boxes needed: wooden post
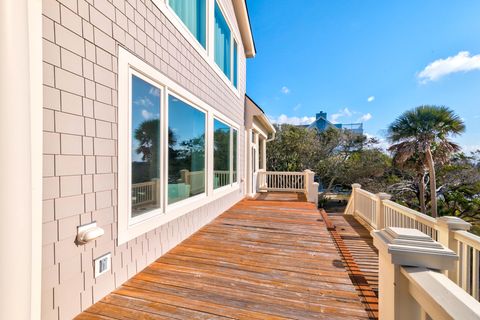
[304,170,317,204]
[349,183,362,215]
[375,192,391,229]
[372,227,458,320]
[436,216,471,282]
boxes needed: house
[244,95,276,197]
[0,0,276,319]
[3,1,479,319]
[301,111,364,135]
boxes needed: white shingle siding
[41,0,247,319]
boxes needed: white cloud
[269,114,316,126]
[141,109,153,120]
[134,97,154,108]
[462,144,480,152]
[365,133,389,150]
[367,96,375,102]
[293,103,301,111]
[357,113,372,122]
[149,87,160,97]
[330,108,352,123]
[280,86,290,94]
[418,51,480,83]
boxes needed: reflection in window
[233,129,237,182]
[168,95,206,204]
[131,75,161,217]
[214,119,230,189]
[214,1,231,79]
[169,0,206,48]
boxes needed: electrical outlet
[94,253,111,278]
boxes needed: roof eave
[232,0,256,58]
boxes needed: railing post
[304,170,318,205]
[180,169,190,184]
[349,183,362,215]
[372,227,458,320]
[375,192,391,230]
[436,216,471,281]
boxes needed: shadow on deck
[77,193,375,319]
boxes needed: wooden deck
[77,193,371,319]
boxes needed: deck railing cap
[351,183,362,189]
[376,192,391,200]
[436,216,471,231]
[372,227,458,271]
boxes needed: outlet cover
[94,253,111,278]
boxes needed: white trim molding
[0,0,43,319]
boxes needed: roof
[245,95,276,134]
[232,0,256,58]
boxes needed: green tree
[135,119,160,179]
[266,124,320,171]
[387,106,465,217]
[315,128,373,194]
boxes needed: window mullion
[162,87,170,212]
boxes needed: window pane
[214,1,231,79]
[214,119,230,188]
[170,0,206,48]
[131,75,161,218]
[233,40,238,88]
[232,129,237,182]
[168,95,206,204]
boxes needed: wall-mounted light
[76,222,104,245]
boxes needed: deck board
[77,193,370,319]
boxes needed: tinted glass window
[213,119,230,188]
[168,95,206,204]
[131,75,161,217]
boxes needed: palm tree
[387,105,465,217]
[390,147,428,213]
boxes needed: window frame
[128,69,165,227]
[154,0,240,96]
[165,0,209,51]
[118,47,241,244]
[165,90,208,209]
[212,115,239,193]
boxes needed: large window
[213,119,230,189]
[214,1,238,86]
[131,75,161,218]
[169,0,206,48]
[118,47,241,243]
[213,119,238,189]
[168,95,206,204]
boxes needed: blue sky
[246,0,480,151]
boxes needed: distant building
[301,111,364,135]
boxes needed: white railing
[257,170,318,204]
[132,181,157,207]
[354,188,378,229]
[258,171,306,192]
[454,230,480,300]
[383,200,438,240]
[347,184,480,303]
[214,170,230,187]
[401,266,480,320]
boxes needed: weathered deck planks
[77,193,370,319]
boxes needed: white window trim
[152,0,240,97]
[118,47,240,244]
